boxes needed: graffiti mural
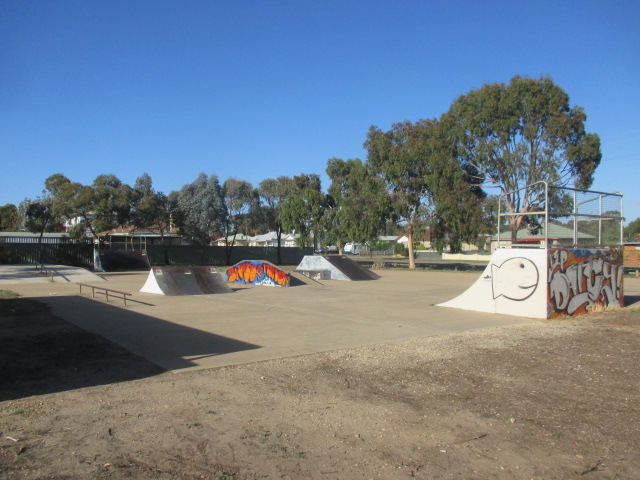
[548,248,624,318]
[225,260,290,287]
[490,257,539,301]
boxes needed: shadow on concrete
[0,296,261,401]
[625,295,640,307]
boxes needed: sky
[1,0,639,224]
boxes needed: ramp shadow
[0,296,261,401]
[625,295,640,307]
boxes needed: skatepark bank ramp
[141,266,234,295]
[296,255,379,281]
[438,247,624,319]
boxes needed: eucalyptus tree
[625,218,640,241]
[221,178,258,264]
[39,173,135,270]
[0,204,20,231]
[90,174,134,234]
[257,176,296,264]
[171,173,226,247]
[445,75,602,241]
[40,173,133,242]
[366,118,483,266]
[131,173,170,242]
[22,197,66,263]
[281,174,326,249]
[325,158,391,253]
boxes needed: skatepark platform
[438,247,624,319]
[0,264,106,285]
[296,255,379,281]
[140,266,233,295]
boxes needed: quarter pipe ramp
[437,247,624,319]
[296,255,379,281]
[140,266,234,296]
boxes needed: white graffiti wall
[438,248,549,319]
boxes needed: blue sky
[2,1,639,224]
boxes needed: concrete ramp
[100,250,151,271]
[289,271,325,287]
[438,248,547,318]
[438,247,625,319]
[0,265,106,285]
[141,266,233,296]
[226,260,290,287]
[296,255,378,281]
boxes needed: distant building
[213,231,301,248]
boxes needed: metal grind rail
[77,283,133,306]
[35,263,70,282]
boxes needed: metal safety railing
[497,182,623,249]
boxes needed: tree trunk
[407,224,416,269]
[225,234,236,265]
[37,229,44,265]
[276,229,282,265]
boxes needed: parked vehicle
[343,243,363,254]
[315,245,338,254]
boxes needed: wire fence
[497,182,623,248]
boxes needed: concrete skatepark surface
[0,264,106,285]
[3,265,639,373]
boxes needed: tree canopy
[325,158,391,251]
[131,173,171,240]
[281,174,326,249]
[170,173,227,247]
[365,119,484,266]
[257,176,296,264]
[0,204,20,231]
[445,75,602,239]
[625,217,640,241]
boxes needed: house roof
[0,231,70,238]
[217,233,252,242]
[252,231,279,242]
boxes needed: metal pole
[573,190,578,248]
[544,182,549,249]
[598,194,603,246]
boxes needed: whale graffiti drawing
[489,257,539,301]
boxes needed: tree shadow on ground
[0,296,261,402]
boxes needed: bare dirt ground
[1,291,639,480]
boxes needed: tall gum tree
[222,178,257,264]
[445,75,602,241]
[325,158,391,253]
[170,173,226,249]
[365,119,483,268]
[281,174,326,249]
[258,177,295,264]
